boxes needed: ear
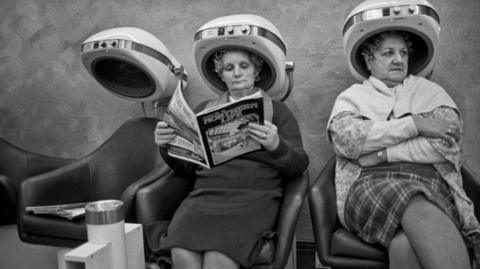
[363,55,372,71]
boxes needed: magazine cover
[196,97,264,167]
[163,86,265,168]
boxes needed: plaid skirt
[344,162,460,247]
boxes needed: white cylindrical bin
[86,200,127,269]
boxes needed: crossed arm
[328,106,461,167]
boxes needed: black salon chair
[18,117,171,248]
[0,138,74,225]
[136,170,309,269]
[309,156,480,269]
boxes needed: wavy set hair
[213,48,265,79]
[360,30,414,61]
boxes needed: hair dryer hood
[194,14,294,101]
[81,27,187,102]
[343,0,440,81]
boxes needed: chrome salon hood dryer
[81,27,186,103]
[194,14,294,101]
[343,0,441,81]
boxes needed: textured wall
[1,0,479,241]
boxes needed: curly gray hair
[360,30,413,61]
[213,48,264,78]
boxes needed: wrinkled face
[366,35,409,87]
[220,50,259,99]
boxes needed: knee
[171,248,202,268]
[389,231,422,269]
[204,251,239,269]
[389,231,414,257]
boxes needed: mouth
[389,68,404,72]
[389,66,404,72]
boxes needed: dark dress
[158,100,309,267]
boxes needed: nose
[233,66,242,77]
[392,52,403,63]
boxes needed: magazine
[163,86,264,168]
[26,202,88,220]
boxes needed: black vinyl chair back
[0,138,73,225]
[86,118,159,199]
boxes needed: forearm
[386,137,446,163]
[366,106,461,166]
[329,112,417,159]
[362,116,418,152]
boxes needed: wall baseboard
[296,241,331,269]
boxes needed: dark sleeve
[156,100,211,176]
[268,101,309,179]
[159,147,198,176]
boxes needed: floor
[0,225,321,269]
[297,241,319,269]
[0,225,61,269]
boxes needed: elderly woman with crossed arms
[328,29,480,269]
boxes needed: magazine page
[196,96,264,167]
[30,208,85,220]
[26,202,87,220]
[163,85,209,167]
[25,202,88,212]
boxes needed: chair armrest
[17,160,91,242]
[266,171,309,269]
[19,160,91,210]
[121,160,173,222]
[0,175,16,204]
[308,156,338,265]
[462,164,480,219]
[0,175,16,224]
[135,172,194,226]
